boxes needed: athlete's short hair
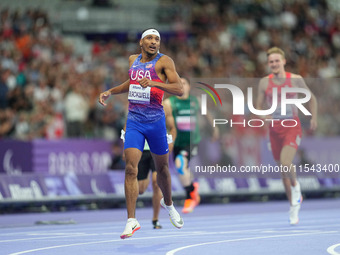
[267,47,285,59]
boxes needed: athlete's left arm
[294,74,318,130]
[138,56,183,96]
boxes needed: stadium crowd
[0,0,340,141]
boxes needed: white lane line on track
[166,231,338,255]
[1,217,339,241]
[0,225,121,237]
[8,229,338,255]
[5,228,271,250]
[0,233,99,243]
[1,209,339,234]
[2,221,340,243]
[7,233,220,255]
[27,232,92,236]
[327,243,340,255]
[0,227,305,244]
[1,214,339,237]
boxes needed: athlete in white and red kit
[256,47,318,225]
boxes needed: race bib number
[128,84,151,104]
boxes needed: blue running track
[0,199,339,255]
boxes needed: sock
[152,220,160,226]
[184,183,195,199]
[165,203,174,210]
[153,219,162,229]
[127,218,136,222]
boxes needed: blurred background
[0,0,340,213]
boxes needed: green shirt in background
[169,95,201,147]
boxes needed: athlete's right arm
[293,74,318,130]
[98,55,138,106]
[98,79,130,106]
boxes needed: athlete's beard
[142,45,158,57]
[146,51,157,58]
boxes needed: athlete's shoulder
[129,54,139,62]
[128,54,140,68]
[289,72,303,79]
[289,72,307,88]
[260,75,271,81]
[158,54,175,65]
[259,76,270,89]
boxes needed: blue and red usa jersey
[127,53,165,123]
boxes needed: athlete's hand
[99,91,111,106]
[138,78,154,88]
[310,118,317,131]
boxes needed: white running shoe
[160,198,184,229]
[290,182,303,225]
[289,204,301,225]
[120,218,141,239]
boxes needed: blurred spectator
[63,81,90,137]
[46,112,64,140]
[15,112,30,140]
[0,69,10,109]
[0,108,15,138]
[33,77,50,102]
[109,140,125,170]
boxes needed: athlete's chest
[129,68,153,81]
[265,82,297,100]
[129,56,164,82]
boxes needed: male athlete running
[256,47,318,225]
[99,28,184,239]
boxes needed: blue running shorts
[124,115,169,155]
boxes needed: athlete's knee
[280,171,290,179]
[125,162,138,179]
[158,164,169,173]
[156,163,169,177]
[152,178,159,191]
